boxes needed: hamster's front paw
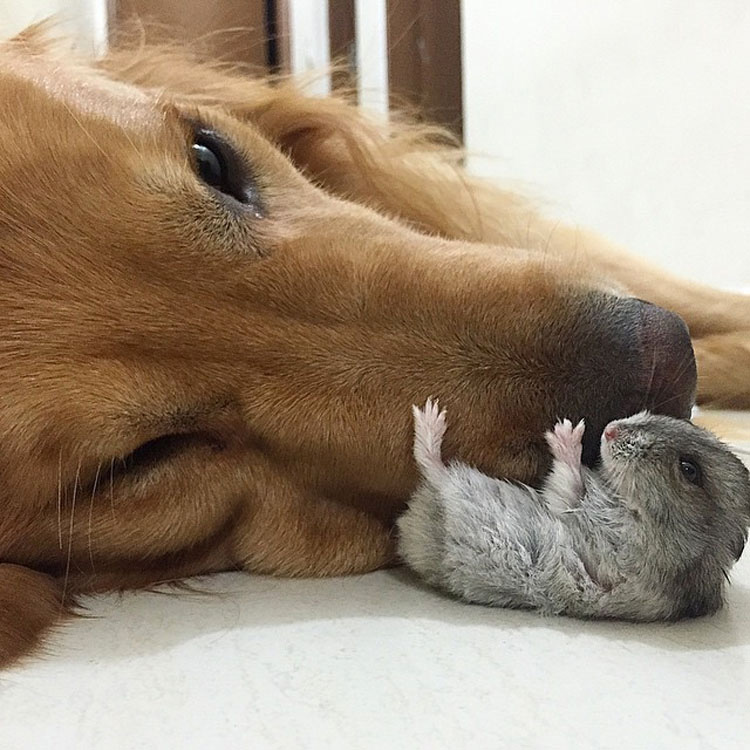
[545,418,585,471]
[543,418,586,512]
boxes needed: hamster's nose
[603,424,619,442]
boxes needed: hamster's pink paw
[545,418,585,469]
[413,399,448,471]
[414,398,446,439]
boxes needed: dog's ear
[8,21,61,54]
[0,564,64,668]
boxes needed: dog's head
[0,29,696,664]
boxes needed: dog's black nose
[571,295,696,465]
[635,299,697,418]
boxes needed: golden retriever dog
[1,25,748,666]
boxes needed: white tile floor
[1,412,749,749]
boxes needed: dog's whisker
[59,100,112,164]
[109,457,116,521]
[61,457,82,609]
[647,383,700,415]
[640,347,658,413]
[88,462,102,573]
[57,446,64,551]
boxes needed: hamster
[397,400,750,621]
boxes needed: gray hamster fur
[397,400,750,621]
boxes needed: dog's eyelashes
[191,129,260,212]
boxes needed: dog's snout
[573,296,696,466]
[634,299,697,418]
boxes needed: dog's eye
[679,457,703,486]
[193,141,224,190]
[191,129,257,208]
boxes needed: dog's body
[0,26,748,666]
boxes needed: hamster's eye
[679,457,703,486]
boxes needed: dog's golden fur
[0,25,748,666]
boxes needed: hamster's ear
[730,531,748,562]
[0,564,65,668]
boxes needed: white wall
[0,0,107,52]
[287,0,331,96]
[462,1,750,289]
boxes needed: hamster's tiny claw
[572,419,586,441]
